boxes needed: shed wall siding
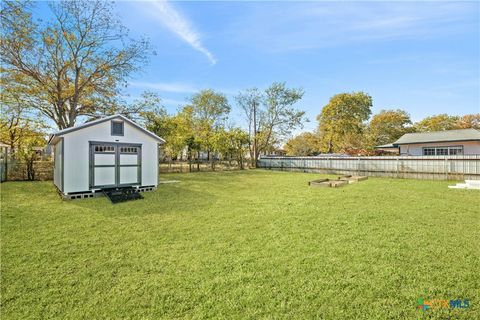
[63,120,158,194]
[400,141,480,156]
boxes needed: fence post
[396,157,399,178]
[445,157,449,180]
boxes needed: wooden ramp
[103,187,144,204]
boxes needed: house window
[422,146,463,156]
[423,148,435,156]
[111,121,124,136]
[94,145,115,153]
[449,147,463,155]
[436,148,448,156]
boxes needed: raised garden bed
[309,175,368,188]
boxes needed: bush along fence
[257,155,480,180]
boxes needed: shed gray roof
[48,114,165,145]
[392,128,480,146]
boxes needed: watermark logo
[417,298,470,311]
[417,298,430,311]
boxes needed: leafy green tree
[455,114,480,130]
[317,92,372,153]
[17,127,46,180]
[258,83,305,160]
[189,89,231,170]
[414,114,459,132]
[1,0,150,129]
[0,98,47,180]
[214,128,249,169]
[367,109,412,147]
[228,128,249,169]
[0,64,46,159]
[284,132,321,156]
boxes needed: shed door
[118,145,141,186]
[91,144,117,188]
[90,143,141,189]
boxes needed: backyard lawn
[1,170,479,319]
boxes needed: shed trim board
[52,137,65,193]
[48,114,165,144]
[61,137,64,193]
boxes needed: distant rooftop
[393,128,480,145]
[374,143,396,149]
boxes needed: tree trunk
[197,151,200,171]
[188,149,192,172]
[210,151,215,171]
[252,100,257,168]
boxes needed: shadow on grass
[68,182,218,218]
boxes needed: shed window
[120,147,138,153]
[94,145,115,153]
[111,121,124,136]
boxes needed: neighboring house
[375,128,480,156]
[48,114,165,198]
[373,144,400,155]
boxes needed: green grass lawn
[1,170,479,319]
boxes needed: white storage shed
[48,114,165,199]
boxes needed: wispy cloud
[228,1,477,52]
[146,0,216,64]
[129,81,240,96]
[129,81,198,93]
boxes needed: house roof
[392,128,480,146]
[48,114,165,145]
[374,143,397,149]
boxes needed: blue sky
[37,1,480,132]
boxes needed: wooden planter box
[308,179,348,188]
[309,176,367,188]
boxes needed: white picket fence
[258,155,480,180]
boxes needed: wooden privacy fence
[258,155,480,180]
[1,160,54,181]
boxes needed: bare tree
[1,0,150,129]
[235,88,263,166]
[236,83,305,166]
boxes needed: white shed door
[90,143,141,188]
[118,146,141,185]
